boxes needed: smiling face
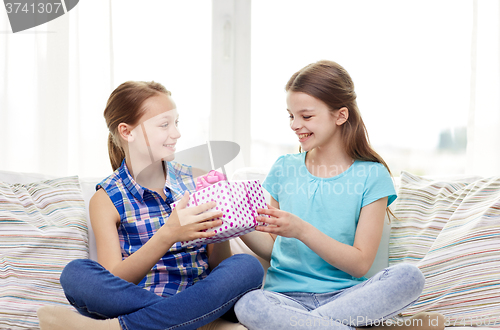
[287,91,346,152]
[127,93,181,164]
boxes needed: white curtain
[0,0,113,178]
[0,0,212,179]
[466,0,500,177]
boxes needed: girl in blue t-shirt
[37,81,263,330]
[235,61,444,330]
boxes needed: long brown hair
[286,60,395,220]
[285,60,391,175]
[104,81,171,171]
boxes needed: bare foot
[197,318,247,330]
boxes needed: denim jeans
[60,254,264,330]
[234,263,425,330]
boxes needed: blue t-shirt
[262,152,397,293]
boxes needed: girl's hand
[255,204,307,240]
[163,191,223,243]
[173,191,223,226]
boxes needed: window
[250,0,472,175]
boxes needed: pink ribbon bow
[195,170,227,191]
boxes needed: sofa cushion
[0,176,88,329]
[389,171,500,326]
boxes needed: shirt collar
[119,159,185,203]
[119,160,147,203]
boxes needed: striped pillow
[389,171,500,327]
[0,176,88,329]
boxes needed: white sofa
[0,167,498,330]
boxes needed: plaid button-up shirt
[97,160,210,297]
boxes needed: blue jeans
[60,254,264,330]
[234,263,425,330]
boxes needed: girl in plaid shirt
[38,81,264,330]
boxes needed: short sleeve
[262,155,286,202]
[169,161,196,193]
[361,163,397,208]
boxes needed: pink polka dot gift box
[170,180,269,247]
